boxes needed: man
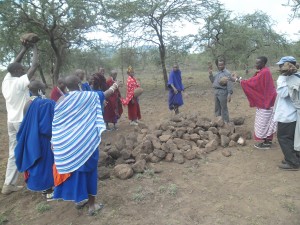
[52,75,118,215]
[168,64,184,114]
[75,69,91,91]
[50,77,66,102]
[15,80,55,196]
[104,70,123,130]
[1,41,38,194]
[233,56,277,149]
[209,59,233,123]
[274,56,300,170]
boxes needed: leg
[4,122,21,185]
[277,122,300,167]
[214,93,221,117]
[218,93,229,122]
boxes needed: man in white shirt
[274,56,300,171]
[1,42,38,194]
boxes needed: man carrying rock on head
[1,35,39,195]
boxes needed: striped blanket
[52,91,105,174]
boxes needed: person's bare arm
[26,44,39,80]
[103,82,119,98]
[13,45,29,63]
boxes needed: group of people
[1,40,300,219]
[1,41,143,216]
[206,55,300,170]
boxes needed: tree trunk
[159,44,168,90]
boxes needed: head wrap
[127,66,134,74]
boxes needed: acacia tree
[0,0,101,84]
[196,7,288,67]
[100,0,219,89]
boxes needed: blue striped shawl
[52,91,105,174]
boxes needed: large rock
[230,133,240,142]
[132,159,146,173]
[232,116,245,125]
[197,140,205,148]
[98,166,111,180]
[190,133,200,142]
[159,134,171,142]
[141,140,153,154]
[228,140,237,147]
[153,149,166,159]
[107,146,120,159]
[165,153,174,162]
[208,127,218,134]
[213,116,224,127]
[220,135,230,147]
[152,139,162,149]
[120,149,131,160]
[153,130,163,138]
[149,153,161,163]
[114,164,134,180]
[205,139,218,152]
[184,149,197,160]
[218,128,231,136]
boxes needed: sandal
[88,203,104,216]
[75,200,88,210]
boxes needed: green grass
[0,214,8,225]
[36,202,51,213]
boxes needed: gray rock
[228,140,237,147]
[152,139,162,149]
[173,153,185,164]
[159,134,171,142]
[132,159,146,173]
[153,149,166,159]
[222,149,232,157]
[197,140,205,148]
[205,140,218,152]
[108,146,120,159]
[218,128,231,136]
[120,149,131,160]
[190,133,200,141]
[114,164,134,180]
[98,166,110,180]
[232,116,245,125]
[230,133,240,142]
[208,127,218,134]
[220,135,230,147]
[184,149,197,160]
[165,153,174,162]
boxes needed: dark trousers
[277,121,300,167]
[214,89,229,122]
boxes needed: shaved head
[74,69,85,81]
[29,80,46,96]
[65,75,81,91]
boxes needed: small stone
[165,153,174,162]
[237,137,246,146]
[159,134,171,142]
[222,149,232,157]
[114,164,134,180]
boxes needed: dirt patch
[0,76,300,225]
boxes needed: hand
[227,95,231,103]
[208,68,213,75]
[231,72,238,79]
[104,100,108,107]
[173,88,178,94]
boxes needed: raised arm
[13,45,29,63]
[26,44,39,80]
[103,81,119,98]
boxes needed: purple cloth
[168,69,184,110]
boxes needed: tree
[0,0,101,84]
[100,0,219,89]
[196,7,288,67]
[284,0,300,19]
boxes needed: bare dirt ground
[0,71,300,225]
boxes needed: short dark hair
[7,62,22,74]
[257,56,268,65]
[215,58,225,66]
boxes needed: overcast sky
[219,0,300,41]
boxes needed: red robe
[240,67,277,109]
[50,86,64,102]
[103,77,123,123]
[121,75,141,120]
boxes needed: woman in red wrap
[121,66,141,126]
[232,56,277,149]
[104,70,123,130]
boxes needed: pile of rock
[99,113,252,180]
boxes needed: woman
[104,70,123,130]
[121,66,141,126]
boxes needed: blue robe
[53,149,98,203]
[15,98,55,191]
[81,82,91,91]
[168,69,184,110]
